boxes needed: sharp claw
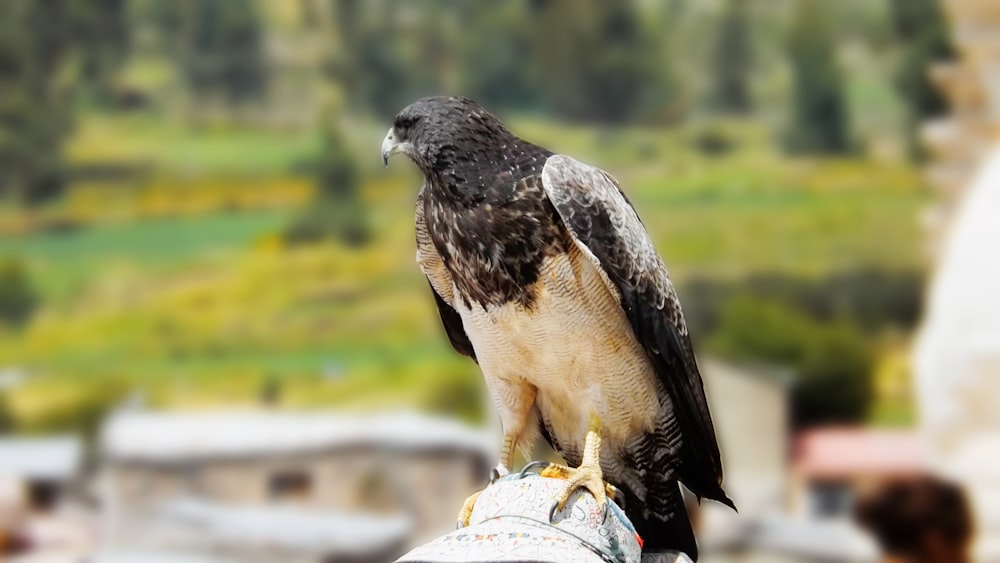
[607,484,625,510]
[548,500,560,522]
[544,462,613,523]
[519,460,551,478]
[489,467,501,484]
[456,489,483,528]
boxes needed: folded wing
[541,155,732,507]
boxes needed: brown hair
[854,475,973,558]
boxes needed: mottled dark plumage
[398,98,562,308]
[385,96,734,559]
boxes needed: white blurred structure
[99,409,492,562]
[701,359,789,519]
[922,0,1000,254]
[0,436,82,517]
[0,437,82,483]
[914,149,1000,560]
[916,1,1000,559]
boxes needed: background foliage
[0,0,951,434]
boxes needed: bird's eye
[394,115,420,131]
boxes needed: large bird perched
[382,96,734,558]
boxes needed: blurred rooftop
[794,427,923,479]
[101,410,494,463]
[0,436,82,482]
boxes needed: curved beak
[381,127,408,167]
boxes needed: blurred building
[701,359,789,518]
[916,0,1000,560]
[0,436,93,560]
[0,436,82,514]
[698,362,881,562]
[99,410,491,562]
[790,428,922,519]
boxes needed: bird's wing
[416,186,477,362]
[541,155,731,506]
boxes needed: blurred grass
[0,115,928,429]
[869,344,916,426]
[67,114,321,173]
[0,210,291,303]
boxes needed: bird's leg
[545,414,617,519]
[495,429,517,478]
[456,431,517,528]
[456,379,536,528]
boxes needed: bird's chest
[455,248,662,441]
[425,186,565,308]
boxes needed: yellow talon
[456,489,483,529]
[542,462,620,504]
[550,461,609,513]
[540,463,573,480]
[458,432,517,528]
[546,416,618,519]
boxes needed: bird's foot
[456,464,507,528]
[542,462,620,521]
[456,489,482,529]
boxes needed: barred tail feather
[622,484,698,560]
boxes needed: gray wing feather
[541,155,731,507]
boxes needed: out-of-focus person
[0,475,30,556]
[854,474,974,563]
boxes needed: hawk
[382,96,734,558]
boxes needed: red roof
[794,427,925,479]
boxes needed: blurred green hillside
[0,0,947,434]
[0,116,926,433]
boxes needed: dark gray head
[381,96,517,177]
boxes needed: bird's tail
[621,484,698,561]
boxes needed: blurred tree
[708,295,808,366]
[74,0,130,106]
[681,269,923,337]
[708,295,874,427]
[711,0,753,114]
[353,25,418,118]
[422,367,485,424]
[313,110,360,201]
[0,0,73,205]
[184,0,268,104]
[328,0,681,121]
[0,394,11,433]
[286,107,369,246]
[529,0,672,123]
[785,0,851,154]
[139,0,184,40]
[756,269,923,333]
[794,320,873,427]
[329,0,363,103]
[889,0,954,160]
[339,0,448,119]
[323,0,459,117]
[459,1,541,111]
[0,258,38,328]
[260,373,282,406]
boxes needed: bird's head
[381,96,514,177]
